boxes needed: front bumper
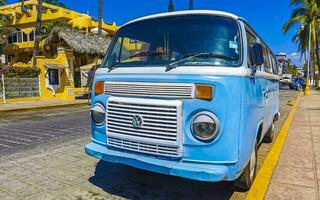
[85,142,233,182]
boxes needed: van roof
[123,10,241,27]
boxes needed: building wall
[36,49,75,101]
[0,0,117,65]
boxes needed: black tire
[234,144,258,191]
[263,122,275,143]
[289,83,294,90]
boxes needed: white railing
[0,74,6,103]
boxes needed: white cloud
[278,52,287,56]
[288,52,304,66]
[278,52,304,66]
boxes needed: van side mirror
[250,43,264,71]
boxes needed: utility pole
[189,0,194,10]
[168,0,174,12]
[305,23,311,96]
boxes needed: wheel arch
[256,120,264,144]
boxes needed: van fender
[274,112,281,122]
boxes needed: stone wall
[0,77,39,99]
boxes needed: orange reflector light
[196,85,213,100]
[94,82,105,95]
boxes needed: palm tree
[283,0,320,86]
[98,0,103,35]
[32,0,43,66]
[0,0,6,6]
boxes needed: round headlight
[91,104,106,125]
[192,112,220,141]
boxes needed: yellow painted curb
[0,97,41,104]
[245,93,302,200]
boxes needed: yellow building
[0,0,118,101]
[0,0,117,65]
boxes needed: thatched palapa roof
[44,27,112,56]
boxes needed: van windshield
[103,15,242,69]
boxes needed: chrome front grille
[106,96,182,157]
[105,82,195,98]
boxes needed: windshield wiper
[107,51,166,72]
[107,63,121,72]
[165,52,237,72]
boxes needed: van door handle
[263,89,269,99]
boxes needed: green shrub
[0,66,40,78]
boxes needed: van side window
[271,56,278,75]
[262,47,273,73]
[245,30,256,67]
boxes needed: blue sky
[8,0,303,65]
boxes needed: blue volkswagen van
[85,10,280,190]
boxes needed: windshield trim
[101,14,244,69]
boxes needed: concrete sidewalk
[265,91,320,199]
[0,99,88,112]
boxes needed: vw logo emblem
[132,115,143,128]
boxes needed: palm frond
[283,15,306,33]
[0,0,7,6]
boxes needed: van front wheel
[263,122,275,143]
[234,144,257,191]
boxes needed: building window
[17,31,23,43]
[22,32,28,42]
[8,29,30,44]
[8,32,17,44]
[48,69,59,85]
[29,30,35,41]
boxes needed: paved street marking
[0,143,14,148]
[245,93,302,200]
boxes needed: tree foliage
[283,0,320,85]
[0,66,40,78]
[286,65,298,77]
[18,0,66,8]
[0,0,6,6]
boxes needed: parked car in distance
[281,74,292,84]
[85,10,280,191]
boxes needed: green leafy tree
[0,1,14,56]
[286,65,298,77]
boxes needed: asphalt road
[0,105,90,156]
[0,89,299,200]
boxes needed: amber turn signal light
[94,82,105,95]
[196,85,213,100]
